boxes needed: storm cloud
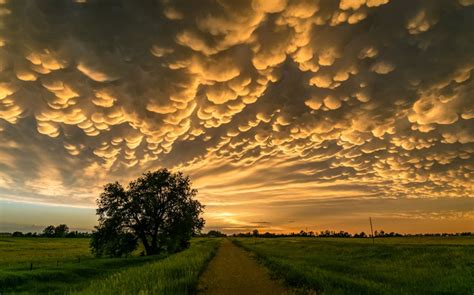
[0,0,473,232]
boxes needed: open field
[234,236,474,294]
[0,237,219,294]
[0,237,92,268]
[0,237,159,293]
[2,236,473,294]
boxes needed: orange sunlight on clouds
[0,0,473,233]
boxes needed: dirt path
[197,239,290,295]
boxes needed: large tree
[90,169,205,257]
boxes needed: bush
[90,226,137,258]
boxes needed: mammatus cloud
[0,0,473,232]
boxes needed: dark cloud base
[0,0,473,232]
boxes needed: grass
[0,237,220,294]
[4,236,472,294]
[76,238,221,295]
[0,237,92,268]
[233,236,474,295]
[0,237,161,293]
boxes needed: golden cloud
[0,0,473,232]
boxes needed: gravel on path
[197,239,291,295]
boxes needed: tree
[43,225,55,237]
[54,224,69,237]
[90,169,205,257]
[12,231,23,237]
[354,231,367,238]
[206,230,226,237]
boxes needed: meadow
[77,238,220,294]
[234,236,474,294]
[0,237,219,294]
[2,236,473,294]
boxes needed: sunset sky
[0,0,473,234]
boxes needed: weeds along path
[198,239,290,295]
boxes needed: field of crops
[0,237,219,294]
[234,237,474,294]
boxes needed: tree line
[9,227,472,239]
[9,224,91,238]
[199,229,473,238]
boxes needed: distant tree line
[230,229,474,238]
[198,230,227,237]
[6,227,473,239]
[8,224,91,238]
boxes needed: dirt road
[197,239,290,295]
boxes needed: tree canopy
[41,224,70,237]
[90,169,205,257]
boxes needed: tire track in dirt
[197,239,290,295]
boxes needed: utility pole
[369,217,375,244]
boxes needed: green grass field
[3,236,473,294]
[0,237,92,268]
[0,237,219,294]
[0,237,160,293]
[76,238,220,294]
[233,237,474,294]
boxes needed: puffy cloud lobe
[0,0,473,231]
[77,62,117,82]
[252,0,288,13]
[409,96,459,125]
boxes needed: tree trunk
[139,233,153,255]
[150,229,159,255]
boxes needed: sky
[0,0,473,234]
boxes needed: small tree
[54,224,69,237]
[12,231,23,237]
[90,169,204,257]
[206,230,226,237]
[43,225,55,237]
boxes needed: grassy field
[3,236,473,294]
[0,237,161,293]
[233,237,474,295]
[0,237,92,268]
[76,238,221,294]
[0,237,220,294]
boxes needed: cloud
[0,0,473,232]
[77,62,118,82]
